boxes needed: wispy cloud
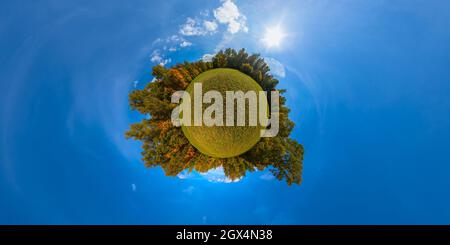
[265,57,286,78]
[177,170,194,179]
[149,34,193,64]
[200,9,210,17]
[131,183,137,192]
[200,167,241,183]
[182,185,195,194]
[203,20,218,32]
[260,172,275,181]
[214,32,234,52]
[202,53,214,62]
[180,41,192,48]
[150,50,171,66]
[179,18,213,36]
[177,168,241,184]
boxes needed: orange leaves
[185,146,196,159]
[167,67,190,89]
[157,120,172,138]
[126,49,303,185]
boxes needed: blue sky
[1,0,450,224]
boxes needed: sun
[262,25,286,48]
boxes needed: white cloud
[214,32,234,52]
[150,50,161,62]
[176,167,245,184]
[133,80,139,88]
[131,183,137,192]
[152,38,163,45]
[180,41,192,47]
[200,9,209,17]
[214,0,239,22]
[182,185,195,194]
[151,35,191,54]
[169,35,181,42]
[227,20,241,34]
[177,170,194,179]
[179,0,247,36]
[202,53,214,62]
[265,57,286,78]
[260,172,275,181]
[213,0,248,34]
[180,18,208,36]
[179,18,218,36]
[161,59,171,66]
[176,0,248,55]
[203,20,218,32]
[148,34,193,67]
[200,167,241,183]
[150,50,171,66]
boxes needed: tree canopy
[126,48,304,185]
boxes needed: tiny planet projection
[126,48,303,185]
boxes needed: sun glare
[262,25,286,48]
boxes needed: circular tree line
[126,48,304,185]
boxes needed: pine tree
[126,48,304,185]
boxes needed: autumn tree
[126,48,303,185]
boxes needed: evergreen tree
[126,48,304,185]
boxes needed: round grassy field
[181,68,266,158]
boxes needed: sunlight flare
[262,24,286,48]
